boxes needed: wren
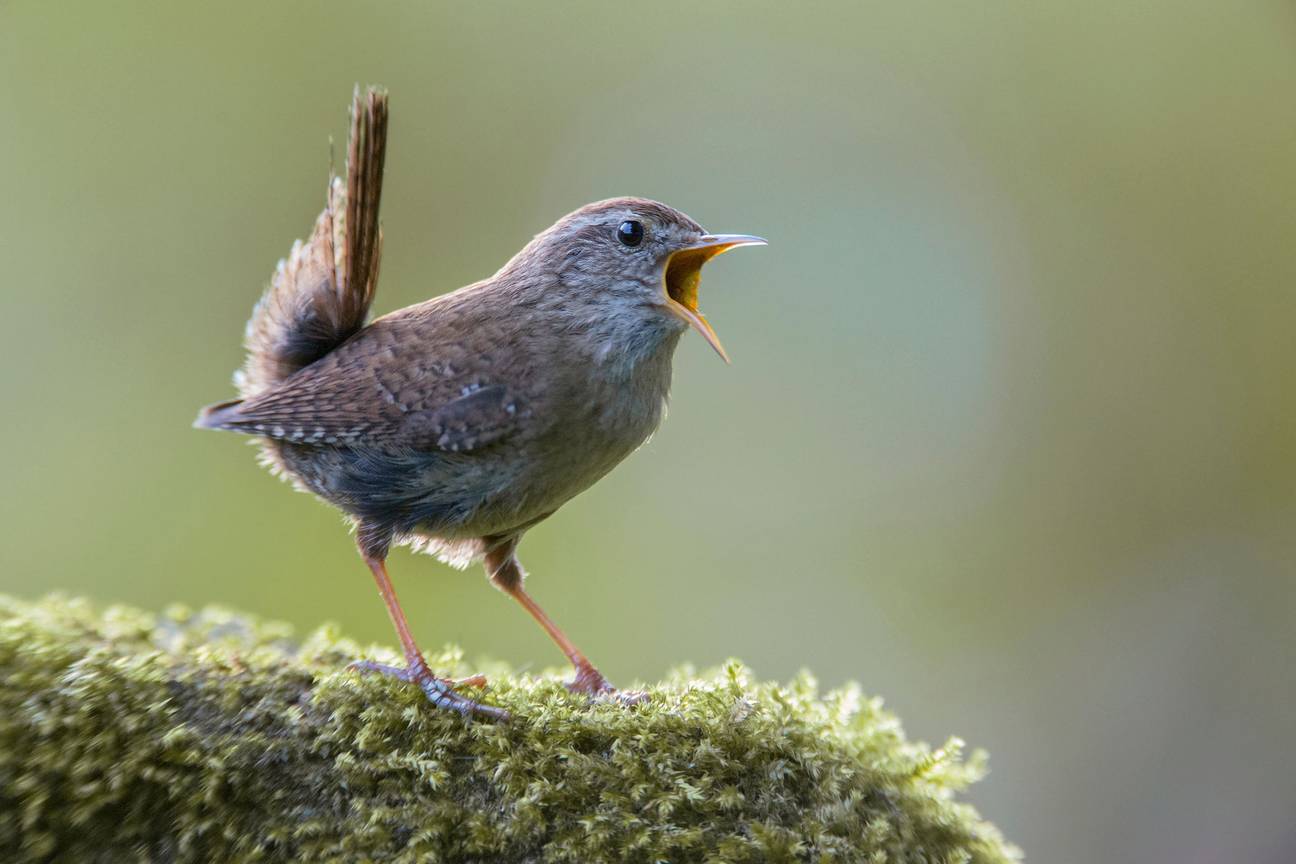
[196,88,764,719]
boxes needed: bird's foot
[565,663,649,706]
[349,660,489,690]
[348,659,507,720]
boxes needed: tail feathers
[235,86,389,398]
[193,398,243,430]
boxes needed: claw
[349,658,508,721]
[564,663,648,706]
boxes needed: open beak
[663,233,766,363]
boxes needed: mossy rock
[0,595,1018,863]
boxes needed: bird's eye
[616,220,645,247]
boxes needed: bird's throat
[665,249,706,312]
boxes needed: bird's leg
[485,539,638,700]
[350,548,506,720]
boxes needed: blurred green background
[2,2,1294,861]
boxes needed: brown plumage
[196,87,764,719]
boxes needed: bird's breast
[473,337,676,528]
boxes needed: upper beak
[693,233,768,253]
[664,233,767,363]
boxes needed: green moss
[0,595,1018,863]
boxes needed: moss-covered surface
[0,595,1018,863]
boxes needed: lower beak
[664,233,767,363]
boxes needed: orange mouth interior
[664,246,710,312]
[662,244,732,362]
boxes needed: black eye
[617,220,644,247]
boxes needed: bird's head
[508,197,765,363]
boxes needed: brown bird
[196,88,764,719]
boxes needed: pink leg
[485,539,641,700]
[351,550,507,720]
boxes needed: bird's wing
[398,385,525,452]
[202,383,526,453]
[200,323,529,453]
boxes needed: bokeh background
[2,2,1294,861]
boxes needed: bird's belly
[268,366,665,545]
[269,430,646,545]
[446,431,645,538]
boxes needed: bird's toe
[348,658,507,720]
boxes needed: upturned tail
[197,86,388,428]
